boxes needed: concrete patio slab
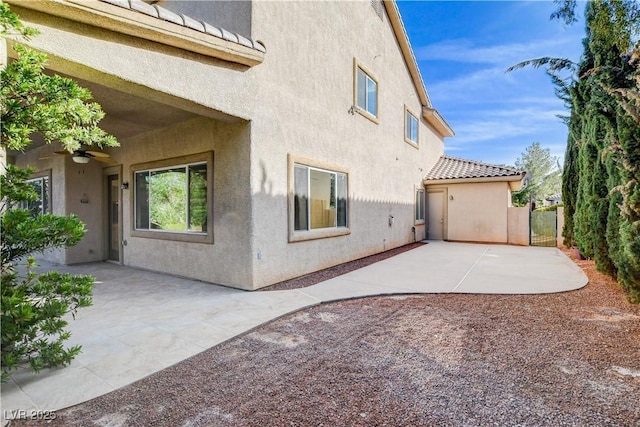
[0,241,587,416]
[299,278,416,302]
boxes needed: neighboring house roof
[546,194,562,202]
[424,155,526,189]
[100,0,266,53]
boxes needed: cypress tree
[562,0,639,299]
[573,121,597,258]
[510,0,639,299]
[614,109,640,302]
[561,88,584,247]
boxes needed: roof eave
[384,1,454,138]
[7,0,264,67]
[423,107,455,138]
[424,172,526,187]
[383,0,430,107]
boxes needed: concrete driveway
[1,241,587,414]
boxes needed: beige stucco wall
[112,117,254,288]
[63,156,104,263]
[246,1,443,287]
[10,1,447,289]
[13,116,254,287]
[508,206,530,246]
[9,5,253,122]
[431,181,510,244]
[15,146,68,264]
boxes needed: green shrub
[1,4,117,380]
[1,166,94,381]
[1,258,93,380]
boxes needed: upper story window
[405,108,419,146]
[354,60,378,122]
[20,174,50,216]
[132,152,213,243]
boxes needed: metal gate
[530,210,557,247]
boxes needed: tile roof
[425,155,524,181]
[100,0,266,53]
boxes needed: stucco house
[424,156,526,244]
[5,0,524,290]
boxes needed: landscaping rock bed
[15,245,640,426]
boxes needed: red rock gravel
[13,245,640,426]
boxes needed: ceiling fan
[54,149,117,164]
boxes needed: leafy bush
[1,166,94,381]
[1,258,93,381]
[0,4,117,380]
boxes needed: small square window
[405,108,419,146]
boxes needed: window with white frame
[134,162,208,234]
[294,164,348,231]
[356,64,378,118]
[405,109,419,145]
[20,175,50,216]
[415,188,425,222]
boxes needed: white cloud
[426,66,514,104]
[449,106,566,146]
[444,104,569,166]
[415,36,581,66]
[402,0,583,167]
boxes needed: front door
[107,174,120,261]
[428,191,445,240]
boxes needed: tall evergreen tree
[512,142,562,207]
[510,0,640,301]
[572,0,639,300]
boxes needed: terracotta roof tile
[425,155,523,181]
[99,0,265,53]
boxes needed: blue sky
[396,0,586,167]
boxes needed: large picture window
[135,163,207,233]
[19,174,50,216]
[294,164,348,231]
[131,152,213,243]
